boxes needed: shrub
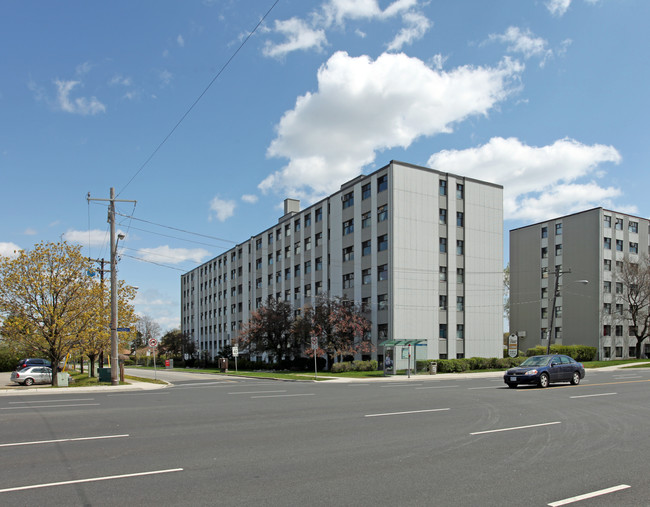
[330,360,378,373]
[526,345,597,362]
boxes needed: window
[342,191,354,209]
[604,237,611,249]
[294,219,301,232]
[603,347,611,358]
[285,268,290,280]
[377,205,388,222]
[541,287,548,299]
[604,259,611,271]
[616,303,623,314]
[378,234,388,251]
[555,306,562,318]
[256,277,262,289]
[456,184,464,199]
[457,296,464,312]
[362,183,371,200]
[456,240,464,255]
[604,215,611,228]
[256,258,262,270]
[615,218,623,230]
[316,281,322,294]
[604,281,611,293]
[315,257,322,271]
[343,273,354,289]
[256,238,262,250]
[541,247,548,259]
[541,227,548,238]
[439,208,447,225]
[294,241,301,255]
[305,237,312,251]
[377,174,388,192]
[615,325,623,337]
[439,180,447,196]
[276,271,281,283]
[439,295,447,310]
[304,260,311,274]
[616,260,623,272]
[604,302,612,314]
[630,242,639,254]
[555,223,563,235]
[268,254,273,266]
[315,207,322,222]
[342,246,354,262]
[555,244,562,256]
[457,268,464,284]
[439,324,447,339]
[378,294,388,311]
[304,214,311,227]
[615,346,623,357]
[362,211,371,229]
[439,266,447,281]
[362,268,371,285]
[315,232,322,247]
[616,239,623,251]
[456,212,464,227]
[457,324,464,339]
[603,325,611,336]
[294,264,301,277]
[440,238,447,253]
[629,221,638,233]
[285,246,290,259]
[285,224,291,236]
[378,264,388,281]
[276,229,281,241]
[362,240,371,256]
[541,307,548,319]
[343,219,354,235]
[305,284,312,297]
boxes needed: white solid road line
[250,393,315,399]
[228,390,287,395]
[1,403,100,410]
[570,392,617,399]
[470,421,561,435]
[548,484,630,506]
[8,398,95,404]
[0,468,184,494]
[365,408,450,418]
[415,385,459,389]
[0,434,129,448]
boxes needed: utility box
[56,372,69,386]
[98,367,111,382]
[165,359,173,369]
[218,358,228,373]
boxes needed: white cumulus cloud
[64,228,122,247]
[241,194,258,204]
[137,245,209,264]
[387,11,431,51]
[426,137,624,221]
[546,0,571,16]
[209,196,236,222]
[263,18,327,58]
[0,242,22,258]
[488,27,553,66]
[260,51,523,201]
[54,80,106,115]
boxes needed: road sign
[117,327,131,332]
[311,336,318,349]
[149,338,158,348]
[508,334,518,358]
[232,346,239,357]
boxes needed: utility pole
[88,258,108,368]
[87,188,136,385]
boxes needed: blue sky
[1,0,647,331]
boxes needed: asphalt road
[1,368,649,506]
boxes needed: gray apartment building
[181,160,504,363]
[510,207,650,360]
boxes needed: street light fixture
[546,266,589,354]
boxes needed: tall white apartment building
[181,160,504,362]
[510,208,650,360]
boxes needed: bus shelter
[379,339,426,376]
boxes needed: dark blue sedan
[504,354,585,388]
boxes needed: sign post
[232,345,239,372]
[508,334,518,358]
[311,335,318,379]
[149,338,158,380]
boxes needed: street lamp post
[546,267,589,355]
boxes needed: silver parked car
[10,366,53,386]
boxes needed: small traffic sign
[232,346,239,357]
[311,336,318,349]
[148,338,158,348]
[117,327,131,332]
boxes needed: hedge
[525,345,597,362]
[330,360,378,373]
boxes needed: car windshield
[520,356,551,367]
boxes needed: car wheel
[24,378,34,386]
[539,373,549,388]
[571,371,581,385]
[507,383,517,389]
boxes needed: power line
[120,253,187,272]
[117,0,281,197]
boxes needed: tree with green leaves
[617,256,650,359]
[160,328,195,359]
[0,242,104,385]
